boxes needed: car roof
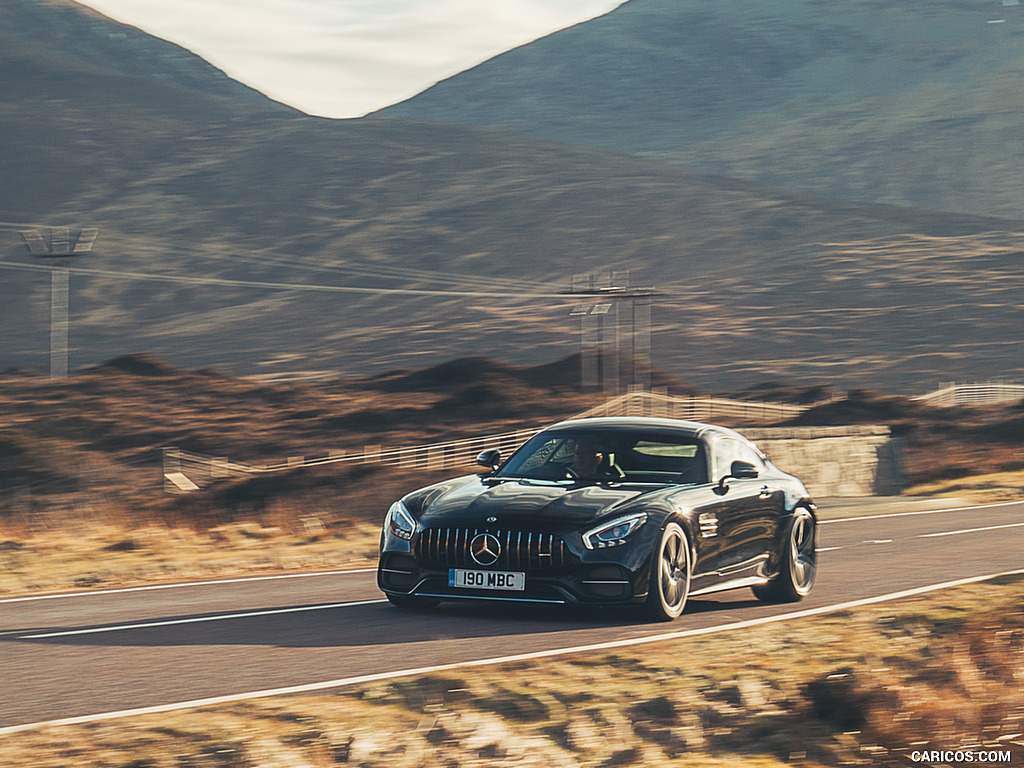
[541,416,751,442]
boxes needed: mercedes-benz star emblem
[469,533,501,566]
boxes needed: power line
[4,228,551,294]
[197,247,545,293]
[0,260,583,300]
[3,221,553,292]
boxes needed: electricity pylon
[20,227,98,379]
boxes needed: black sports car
[377,417,817,621]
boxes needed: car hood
[414,476,653,528]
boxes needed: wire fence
[160,381,1022,493]
[573,387,808,422]
[162,389,809,493]
[913,382,1024,407]
[162,428,545,493]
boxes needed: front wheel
[644,522,691,621]
[752,507,817,603]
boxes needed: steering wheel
[601,462,626,480]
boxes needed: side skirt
[688,575,767,598]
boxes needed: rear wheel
[752,508,817,602]
[386,593,440,610]
[644,522,691,621]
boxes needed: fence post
[162,447,178,493]
[163,446,178,473]
[427,446,442,470]
[212,457,229,479]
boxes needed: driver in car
[571,438,604,477]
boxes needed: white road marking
[19,599,387,639]
[0,569,377,605]
[821,499,1021,525]
[917,521,1024,539]
[3,568,1022,735]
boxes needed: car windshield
[495,429,708,485]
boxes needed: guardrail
[162,389,808,493]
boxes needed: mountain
[0,0,282,106]
[375,0,1024,219]
[1,0,1023,392]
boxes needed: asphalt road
[2,498,1023,732]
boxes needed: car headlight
[387,500,416,541]
[583,512,647,549]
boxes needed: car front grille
[416,528,571,571]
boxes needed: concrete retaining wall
[744,426,903,497]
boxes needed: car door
[701,436,781,579]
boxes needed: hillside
[377,0,1024,219]
[2,354,1022,527]
[1,0,1023,391]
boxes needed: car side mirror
[730,460,759,479]
[476,449,502,471]
[714,460,759,495]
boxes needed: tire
[752,507,817,603]
[644,522,691,621]
[386,593,441,610]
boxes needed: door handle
[759,485,774,499]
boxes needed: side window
[713,438,765,480]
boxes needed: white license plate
[449,569,525,591]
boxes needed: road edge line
[0,569,378,605]
[821,499,1021,524]
[3,567,1023,735]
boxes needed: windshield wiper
[486,475,573,486]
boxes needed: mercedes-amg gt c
[377,417,817,621]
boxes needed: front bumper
[378,551,646,606]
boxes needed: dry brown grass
[0,520,382,595]
[2,578,1021,767]
[0,461,467,595]
[905,469,1024,503]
